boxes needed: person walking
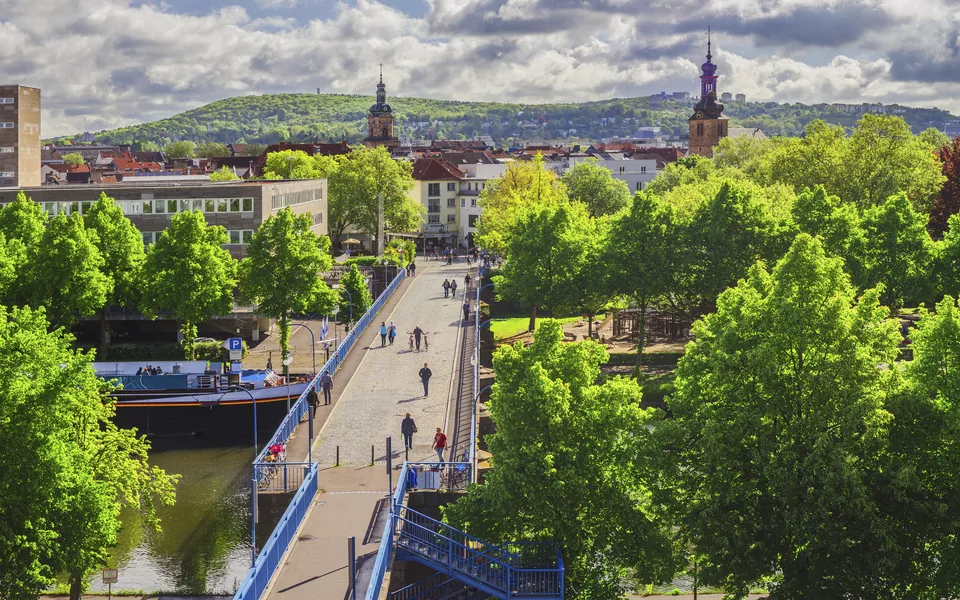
[388,321,397,345]
[401,413,417,450]
[413,325,424,351]
[433,428,447,462]
[465,273,471,288]
[306,384,320,420]
[442,279,451,298]
[319,369,333,405]
[419,362,432,397]
[451,279,458,298]
[379,321,388,347]
[411,262,417,276]
[463,301,470,322]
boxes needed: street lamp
[222,384,259,567]
[290,322,317,375]
[339,287,354,328]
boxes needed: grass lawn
[490,314,604,341]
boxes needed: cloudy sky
[3,0,958,137]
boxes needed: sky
[4,0,958,137]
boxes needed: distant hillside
[78,93,959,147]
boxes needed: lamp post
[223,384,258,567]
[290,322,317,376]
[339,287,354,328]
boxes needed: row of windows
[427,182,458,196]
[462,181,486,191]
[0,123,13,128]
[0,98,14,104]
[142,229,255,246]
[270,188,321,210]
[427,214,458,224]
[617,166,648,174]
[41,197,254,217]
[460,198,478,207]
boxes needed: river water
[87,439,256,595]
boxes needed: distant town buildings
[942,122,960,137]
[832,102,886,114]
[735,93,746,104]
[721,92,732,103]
[0,85,41,188]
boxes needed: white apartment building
[444,152,509,248]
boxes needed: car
[193,337,216,343]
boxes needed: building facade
[364,68,400,150]
[0,179,328,258]
[411,158,463,250]
[688,34,728,158]
[0,85,40,188]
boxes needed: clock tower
[364,65,400,150]
[688,29,728,158]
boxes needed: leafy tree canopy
[163,140,196,159]
[61,152,85,165]
[209,165,240,181]
[560,159,631,217]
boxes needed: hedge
[603,352,684,367]
[82,340,249,362]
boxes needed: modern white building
[443,152,508,248]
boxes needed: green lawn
[490,314,604,341]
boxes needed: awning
[343,238,361,245]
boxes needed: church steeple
[375,63,387,106]
[688,27,728,158]
[365,64,399,149]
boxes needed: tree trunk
[634,300,648,376]
[587,312,594,340]
[69,572,82,600]
[278,312,290,360]
[98,308,108,360]
[528,305,537,333]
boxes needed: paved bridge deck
[262,260,474,600]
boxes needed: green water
[87,440,256,595]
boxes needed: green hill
[80,93,958,147]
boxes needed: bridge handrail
[253,268,406,471]
[234,463,319,600]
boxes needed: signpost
[225,337,243,361]
[102,569,118,600]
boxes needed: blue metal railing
[234,463,319,600]
[252,268,407,476]
[234,268,406,600]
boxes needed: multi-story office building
[0,85,40,188]
[411,158,463,250]
[0,179,327,259]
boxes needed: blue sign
[227,338,243,351]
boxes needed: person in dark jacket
[401,413,417,450]
[318,370,333,405]
[418,363,432,396]
[413,326,424,351]
[442,279,451,297]
[306,385,320,420]
[463,301,470,322]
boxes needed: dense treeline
[61,92,958,148]
[451,114,960,598]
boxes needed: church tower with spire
[688,28,728,158]
[364,65,399,149]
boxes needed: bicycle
[440,454,470,490]
[423,333,429,352]
[408,333,414,352]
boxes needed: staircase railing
[389,572,470,600]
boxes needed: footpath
[264,259,473,600]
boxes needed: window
[0,147,12,153]
[461,198,465,207]
[0,98,14,104]
[243,197,253,212]
[179,199,191,212]
[447,214,456,223]
[641,166,647,174]
[428,183,440,196]
[230,198,240,212]
[619,166,625,173]
[447,198,456,207]
[217,198,228,213]
[428,201,441,213]
[471,198,477,207]
[229,230,241,244]
[205,199,215,213]
[0,171,13,177]
[80,201,92,214]
[428,215,440,224]
[468,214,479,227]
[636,182,641,191]
[0,123,13,129]
[167,199,178,214]
[241,230,254,244]
[142,200,153,214]
[447,182,456,191]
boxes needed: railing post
[348,535,357,600]
[250,477,257,567]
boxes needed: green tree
[656,234,902,597]
[163,140,196,159]
[494,201,591,330]
[0,306,177,600]
[0,191,44,305]
[238,143,267,156]
[560,159,630,217]
[209,165,240,181]
[917,127,951,151]
[262,149,320,180]
[861,192,933,310]
[61,152,85,165]
[132,140,160,152]
[444,321,676,599]
[141,211,237,351]
[194,141,230,159]
[25,214,111,328]
[791,185,866,284]
[336,264,371,323]
[327,146,419,250]
[678,180,783,316]
[476,154,567,254]
[935,213,960,297]
[84,193,146,358]
[0,190,46,250]
[607,193,676,368]
[240,208,335,364]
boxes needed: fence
[234,268,407,600]
[234,463,319,600]
[252,268,407,479]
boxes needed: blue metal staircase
[393,505,564,600]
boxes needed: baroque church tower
[364,65,399,149]
[688,29,728,158]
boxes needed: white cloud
[0,0,954,137]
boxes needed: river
[87,438,257,595]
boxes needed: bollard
[336,445,340,467]
[371,444,375,466]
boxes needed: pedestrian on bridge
[379,321,388,347]
[451,280,458,298]
[463,301,470,322]
[388,321,397,345]
[442,279,451,298]
[413,325,424,351]
[433,428,447,462]
[306,384,320,420]
[319,369,333,405]
[401,413,417,450]
[419,362,432,396]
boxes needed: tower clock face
[695,112,704,119]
